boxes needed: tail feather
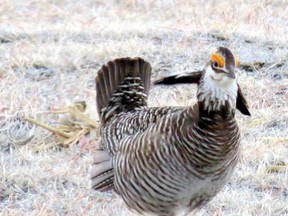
[91,149,114,192]
[96,57,152,123]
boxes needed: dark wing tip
[153,71,202,86]
[153,75,179,85]
[236,84,251,116]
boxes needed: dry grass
[1,0,288,215]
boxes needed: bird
[91,47,250,216]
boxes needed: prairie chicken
[91,47,250,216]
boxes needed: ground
[0,0,288,215]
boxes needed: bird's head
[198,47,239,114]
[205,46,239,87]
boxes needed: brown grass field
[0,0,288,215]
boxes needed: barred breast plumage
[91,47,250,216]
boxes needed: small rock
[25,65,55,81]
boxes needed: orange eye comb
[211,54,224,67]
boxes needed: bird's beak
[226,69,236,79]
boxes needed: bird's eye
[213,61,219,68]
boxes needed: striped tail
[92,57,151,192]
[96,57,152,123]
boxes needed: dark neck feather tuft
[198,100,235,120]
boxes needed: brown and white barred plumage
[91,47,250,216]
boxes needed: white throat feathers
[197,66,238,113]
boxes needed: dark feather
[236,86,251,116]
[153,71,202,85]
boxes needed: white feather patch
[197,66,237,112]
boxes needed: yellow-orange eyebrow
[211,54,224,67]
